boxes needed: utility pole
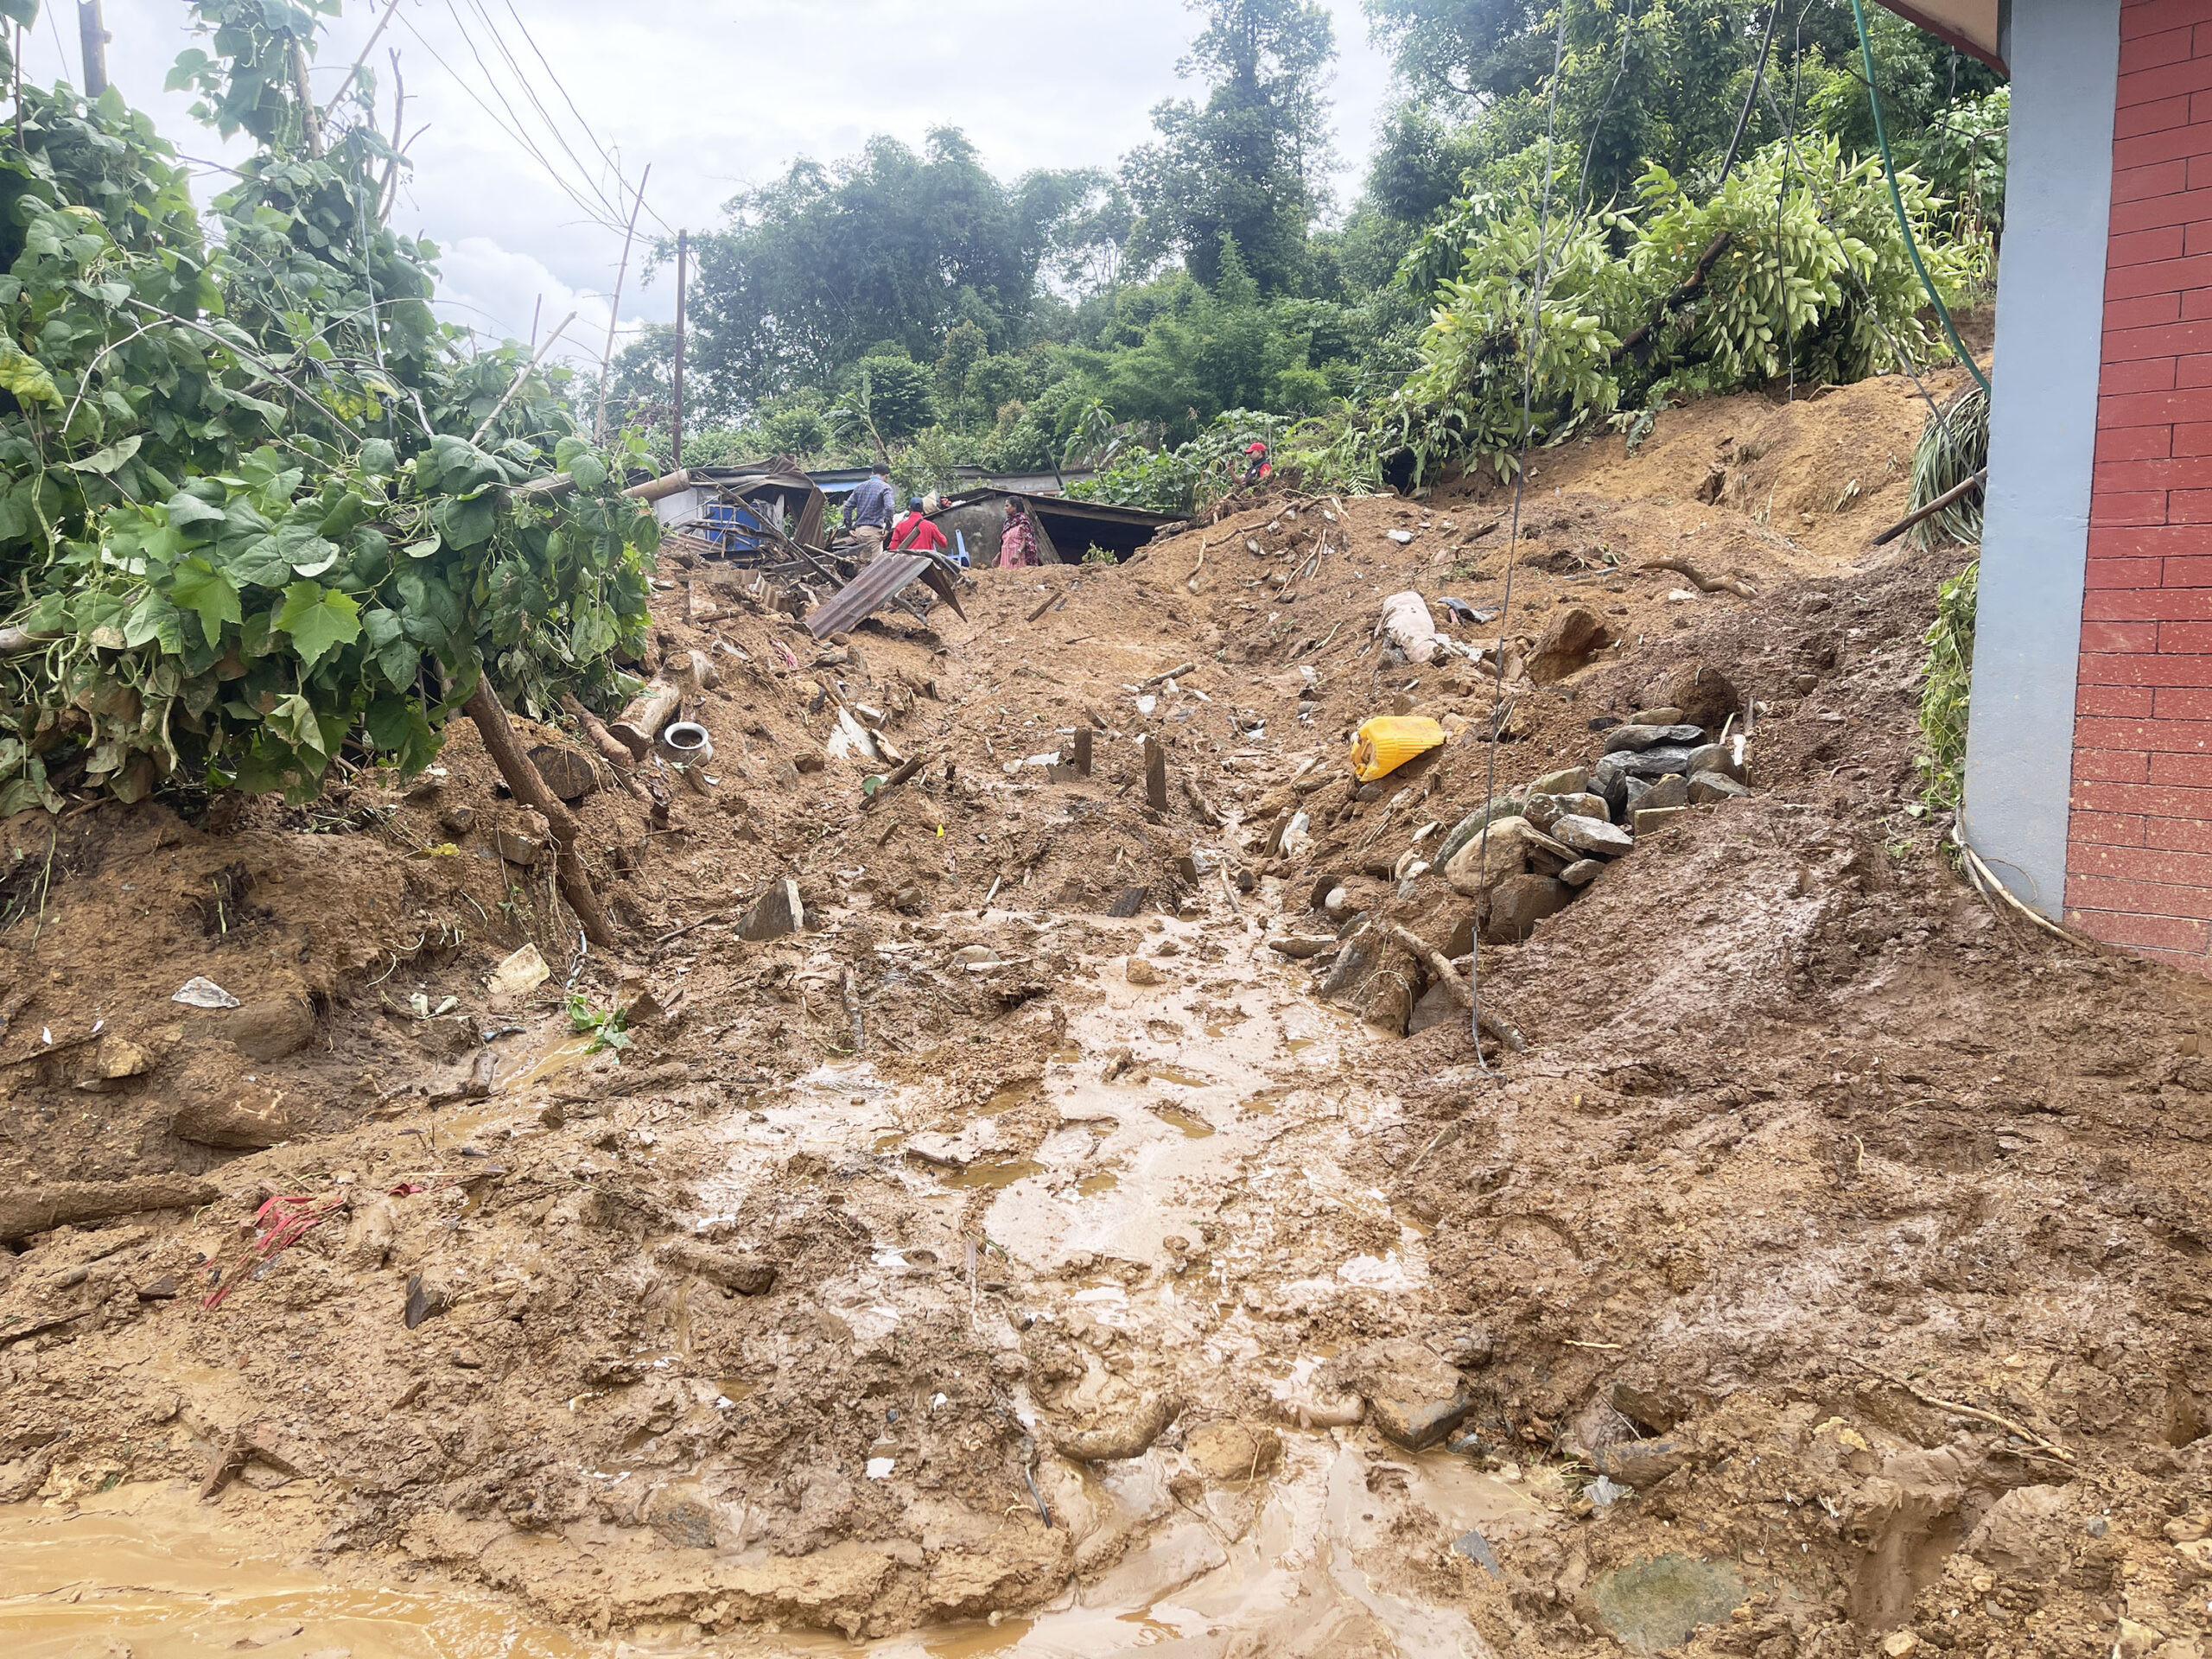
[672,229,687,470]
[77,2,108,99]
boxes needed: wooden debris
[1380,923,1527,1053]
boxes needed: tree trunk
[466,675,617,948]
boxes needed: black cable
[1719,3,1781,188]
[1469,3,1571,1071]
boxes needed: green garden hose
[1849,0,1993,397]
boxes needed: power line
[1469,3,1572,1075]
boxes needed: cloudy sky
[16,2,1396,364]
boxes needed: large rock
[1529,765,1590,797]
[1529,606,1614,683]
[1550,815,1635,858]
[1639,662,1739,731]
[1436,794,1524,867]
[1963,1484,2072,1579]
[1323,1338,1474,1449]
[1639,774,1690,811]
[1602,723,1704,754]
[1688,771,1751,804]
[226,997,315,1062]
[172,1094,290,1149]
[1684,741,1745,782]
[739,879,804,942]
[1444,816,1534,896]
[1484,873,1570,943]
[1524,791,1610,830]
[1319,917,1420,1034]
[1597,744,1704,782]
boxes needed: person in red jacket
[892,497,949,555]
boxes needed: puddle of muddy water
[0,1488,587,1658]
[1148,1102,1216,1139]
[943,1158,1046,1192]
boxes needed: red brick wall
[2072,0,2212,966]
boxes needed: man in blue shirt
[845,462,894,563]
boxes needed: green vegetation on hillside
[593,0,2003,520]
[0,0,656,813]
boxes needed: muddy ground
[4,364,2212,1659]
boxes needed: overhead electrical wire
[1468,3,1573,1073]
[390,5,630,235]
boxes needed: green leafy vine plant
[0,2,658,868]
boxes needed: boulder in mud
[1962,1484,2072,1579]
[1592,1554,1745,1652]
[1586,1437,1698,1487]
[1444,815,1534,897]
[1529,765,1590,797]
[1523,791,1610,830]
[1529,605,1613,683]
[1684,741,1745,781]
[226,997,315,1062]
[656,1238,778,1295]
[1639,774,1690,810]
[1436,794,1525,868]
[1319,915,1421,1034]
[170,1092,290,1149]
[1688,771,1751,804]
[1324,1338,1474,1449]
[1639,662,1739,730]
[1051,1394,1176,1462]
[740,879,804,942]
[1602,723,1704,753]
[1185,1420,1282,1482]
[1484,874,1571,944]
[1551,815,1634,858]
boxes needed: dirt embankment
[3,365,2211,1659]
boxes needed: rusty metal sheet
[806,552,966,639]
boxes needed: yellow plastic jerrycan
[1351,715,1445,783]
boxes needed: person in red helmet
[1243,440,1272,487]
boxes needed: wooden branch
[1871,467,1986,548]
[1381,923,1527,1052]
[1840,1356,2075,1463]
[0,1175,219,1243]
[1643,556,1757,599]
[465,676,615,947]
[1612,232,1734,364]
[471,312,575,447]
[609,682,680,757]
[559,693,653,809]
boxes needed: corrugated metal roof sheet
[805,553,966,639]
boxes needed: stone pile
[1435,695,1751,946]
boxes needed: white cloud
[430,236,652,370]
[16,0,1402,347]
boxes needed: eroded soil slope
[4,366,2211,1659]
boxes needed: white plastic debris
[1136,694,1158,715]
[486,944,549,1001]
[172,976,240,1010]
[1387,528,1415,544]
[866,1457,895,1479]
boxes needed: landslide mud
[5,366,2212,1659]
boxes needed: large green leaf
[274,581,361,670]
[168,556,242,647]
